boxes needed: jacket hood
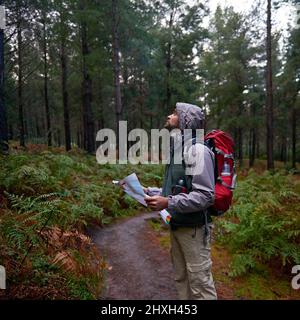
[175,102,205,130]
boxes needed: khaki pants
[170,224,217,300]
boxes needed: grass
[148,219,170,249]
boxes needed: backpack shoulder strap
[204,138,218,183]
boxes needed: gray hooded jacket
[147,102,215,227]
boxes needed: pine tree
[0,2,8,154]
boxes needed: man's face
[164,109,179,130]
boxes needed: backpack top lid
[204,130,234,155]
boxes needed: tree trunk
[9,123,13,140]
[80,2,94,153]
[112,0,122,142]
[292,106,296,169]
[248,129,251,161]
[139,74,145,129]
[203,107,207,133]
[80,127,83,149]
[249,128,256,167]
[280,136,287,163]
[166,41,171,111]
[17,12,25,147]
[233,128,238,154]
[256,132,260,159]
[35,115,41,138]
[42,15,51,147]
[238,127,243,167]
[76,129,80,148]
[60,30,71,151]
[97,77,104,129]
[57,128,61,147]
[165,10,174,112]
[0,20,8,154]
[249,104,256,167]
[266,0,274,170]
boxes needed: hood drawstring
[192,226,197,238]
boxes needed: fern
[229,253,257,277]
[217,170,300,277]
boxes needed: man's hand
[144,195,168,211]
[142,186,148,194]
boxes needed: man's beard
[164,120,176,131]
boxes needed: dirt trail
[88,211,235,300]
[88,212,178,300]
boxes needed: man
[144,102,217,300]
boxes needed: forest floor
[89,210,300,300]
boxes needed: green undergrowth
[0,147,163,299]
[1,146,299,299]
[216,169,300,278]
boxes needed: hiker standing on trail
[144,102,217,300]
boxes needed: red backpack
[204,130,236,216]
